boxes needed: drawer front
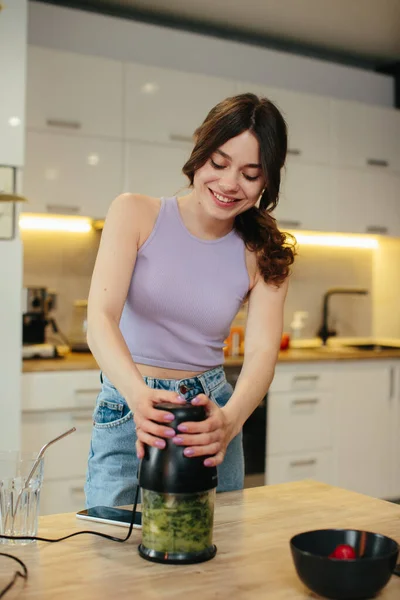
[267,392,332,455]
[22,408,93,481]
[266,450,333,486]
[270,369,333,393]
[40,478,86,516]
[22,371,101,411]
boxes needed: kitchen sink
[341,343,400,351]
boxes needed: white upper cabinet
[331,100,399,172]
[124,64,236,144]
[331,167,400,237]
[274,161,333,232]
[236,83,331,165]
[26,46,124,138]
[22,131,123,218]
[125,141,189,198]
[0,0,26,166]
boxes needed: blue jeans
[84,366,244,508]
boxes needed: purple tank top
[119,197,250,371]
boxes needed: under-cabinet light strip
[292,233,379,249]
[19,214,92,233]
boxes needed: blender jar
[141,489,216,556]
[138,403,218,564]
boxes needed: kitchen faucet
[317,287,369,345]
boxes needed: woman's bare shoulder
[106,193,161,240]
[108,192,160,217]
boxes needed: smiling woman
[84,93,296,510]
[182,93,295,284]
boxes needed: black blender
[138,403,218,564]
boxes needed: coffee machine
[22,287,65,358]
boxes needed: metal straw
[11,427,76,529]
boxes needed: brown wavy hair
[182,93,296,285]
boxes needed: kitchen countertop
[1,480,399,599]
[22,344,400,372]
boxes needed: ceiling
[63,0,400,67]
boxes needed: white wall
[0,0,26,451]
[28,2,394,107]
[0,240,23,451]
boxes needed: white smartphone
[76,506,142,529]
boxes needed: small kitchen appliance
[138,403,218,564]
[22,287,68,358]
[22,287,49,345]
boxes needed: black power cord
[0,554,28,599]
[0,483,140,598]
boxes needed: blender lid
[139,404,218,494]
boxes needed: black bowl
[290,529,399,599]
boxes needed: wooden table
[1,480,400,599]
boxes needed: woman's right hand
[130,387,186,459]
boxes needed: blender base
[138,544,217,564]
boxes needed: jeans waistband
[144,366,226,401]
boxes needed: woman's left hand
[172,395,235,467]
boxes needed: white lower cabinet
[267,360,400,500]
[267,391,333,455]
[21,370,101,515]
[333,364,396,499]
[267,450,334,486]
[40,478,86,516]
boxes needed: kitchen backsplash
[22,228,375,343]
[286,244,373,339]
[21,229,100,341]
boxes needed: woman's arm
[222,274,289,438]
[172,274,289,467]
[87,193,145,399]
[87,193,184,452]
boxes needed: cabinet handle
[365,225,388,235]
[292,398,319,406]
[46,204,80,215]
[74,388,101,395]
[287,149,302,156]
[278,220,302,229]
[293,375,319,382]
[390,367,395,400]
[169,133,193,143]
[46,119,81,130]
[290,459,317,467]
[366,158,389,168]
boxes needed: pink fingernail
[172,436,183,444]
[204,459,213,467]
[178,395,187,402]
[155,440,166,449]
[184,448,194,457]
[164,429,175,437]
[192,396,200,405]
[164,414,174,422]
[177,424,188,432]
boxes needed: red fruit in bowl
[329,544,356,560]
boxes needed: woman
[85,93,295,508]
